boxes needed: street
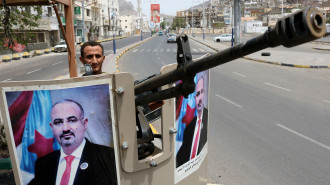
[1,34,330,185]
[119,35,330,185]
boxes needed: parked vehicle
[167,34,176,43]
[54,40,76,52]
[158,31,163,36]
[213,34,233,42]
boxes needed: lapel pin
[80,162,88,170]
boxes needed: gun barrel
[135,7,326,100]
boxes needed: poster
[174,70,209,183]
[151,4,160,23]
[0,75,119,185]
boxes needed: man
[80,41,105,75]
[29,99,117,185]
[176,75,208,167]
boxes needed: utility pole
[202,0,205,40]
[138,0,143,41]
[234,0,241,45]
[191,0,193,35]
[82,1,85,42]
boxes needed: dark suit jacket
[29,139,117,185]
[176,108,208,167]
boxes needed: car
[54,40,77,52]
[213,34,234,42]
[158,31,163,36]
[167,34,176,43]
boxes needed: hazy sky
[126,0,203,17]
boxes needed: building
[119,15,136,35]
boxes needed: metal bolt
[149,160,157,167]
[115,87,125,95]
[121,142,128,150]
[169,128,177,134]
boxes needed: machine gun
[134,6,326,159]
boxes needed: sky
[126,0,204,17]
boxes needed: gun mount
[134,7,326,106]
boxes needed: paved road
[0,34,151,82]
[119,35,330,185]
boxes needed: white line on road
[105,50,112,53]
[232,71,247,78]
[27,68,41,75]
[52,61,63,66]
[173,49,177,52]
[323,100,330,104]
[166,49,170,52]
[1,79,11,82]
[193,48,198,52]
[132,49,138,52]
[215,94,243,108]
[265,82,292,92]
[161,62,166,66]
[276,124,330,151]
[160,49,164,52]
[153,49,158,52]
[140,49,145,52]
[199,49,205,52]
[146,49,151,52]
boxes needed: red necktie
[191,119,201,159]
[60,156,75,185]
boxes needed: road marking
[140,49,145,52]
[160,49,164,52]
[105,50,112,53]
[323,100,330,104]
[1,79,11,82]
[193,48,198,52]
[173,49,177,52]
[276,124,330,151]
[132,49,138,52]
[146,49,151,52]
[27,68,41,74]
[199,48,205,52]
[265,82,292,92]
[232,71,247,78]
[215,94,242,108]
[153,49,158,52]
[166,49,170,52]
[161,62,166,66]
[52,61,63,66]
[54,75,63,79]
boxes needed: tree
[171,17,186,30]
[160,21,166,30]
[0,5,42,52]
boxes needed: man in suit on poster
[29,99,117,185]
[176,75,208,168]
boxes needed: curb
[114,36,155,72]
[191,37,330,69]
[22,52,30,58]
[12,54,21,60]
[1,55,11,62]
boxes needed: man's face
[79,45,105,75]
[195,78,205,115]
[50,102,88,149]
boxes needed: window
[87,9,90,17]
[47,7,52,17]
[125,26,127,28]
[38,33,45,42]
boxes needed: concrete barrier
[2,55,11,62]
[12,53,21,60]
[22,52,30,58]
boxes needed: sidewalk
[191,34,330,68]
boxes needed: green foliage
[171,17,186,30]
[160,21,166,30]
[213,22,225,29]
[0,6,42,51]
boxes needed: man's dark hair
[52,99,85,118]
[80,41,104,58]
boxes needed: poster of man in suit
[0,78,118,185]
[175,70,209,183]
